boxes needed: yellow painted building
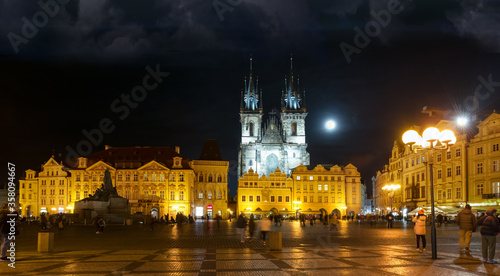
[237,164,364,218]
[19,142,229,219]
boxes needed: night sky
[2,0,500,196]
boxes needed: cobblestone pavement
[1,220,500,275]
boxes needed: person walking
[248,214,255,238]
[456,204,477,252]
[260,216,271,245]
[437,214,443,227]
[40,213,48,231]
[216,214,221,228]
[0,204,10,261]
[413,209,427,252]
[330,214,338,232]
[477,208,500,263]
[237,214,247,243]
[387,213,394,228]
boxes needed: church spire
[241,56,261,113]
[282,55,305,112]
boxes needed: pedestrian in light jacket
[413,209,427,252]
[477,208,500,263]
[456,204,477,252]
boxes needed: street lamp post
[382,184,401,215]
[402,127,456,259]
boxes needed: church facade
[238,57,310,177]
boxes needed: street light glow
[457,117,468,126]
[325,120,336,130]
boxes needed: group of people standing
[411,204,500,264]
[237,214,271,244]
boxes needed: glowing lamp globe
[457,117,468,126]
[422,127,440,142]
[438,129,456,145]
[402,130,420,145]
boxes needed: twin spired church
[238,57,310,177]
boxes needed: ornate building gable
[86,160,116,172]
[137,160,169,171]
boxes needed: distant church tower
[238,56,310,177]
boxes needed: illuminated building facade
[237,164,364,218]
[19,141,229,218]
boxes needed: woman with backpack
[413,209,427,252]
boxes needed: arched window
[208,174,213,182]
[217,190,222,200]
[249,122,254,136]
[208,190,212,200]
[217,175,222,182]
[199,174,203,182]
[291,122,297,136]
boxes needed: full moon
[326,120,336,130]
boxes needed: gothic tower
[280,55,310,172]
[238,57,263,177]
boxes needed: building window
[456,166,461,176]
[318,185,322,191]
[456,148,461,157]
[337,196,342,203]
[217,190,222,200]
[133,173,138,181]
[249,122,254,136]
[179,173,184,182]
[437,170,442,179]
[256,195,261,202]
[337,176,341,181]
[249,196,253,202]
[477,163,483,174]
[303,184,307,190]
[477,147,483,154]
[144,191,149,199]
[84,191,88,198]
[447,188,452,199]
[160,174,164,181]
[99,174,104,181]
[420,186,425,198]
[278,196,282,202]
[310,196,313,203]
[406,162,408,168]
[303,196,307,203]
[199,174,203,182]
[318,196,322,203]
[171,174,176,181]
[285,196,290,202]
[126,173,130,181]
[160,191,164,199]
[352,197,356,204]
[476,184,483,195]
[179,191,184,200]
[446,151,451,159]
[309,185,313,190]
[324,185,328,191]
[416,158,420,165]
[117,174,122,181]
[144,174,149,181]
[76,175,81,181]
[208,190,212,200]
[456,188,461,199]
[493,161,499,172]
[208,175,213,182]
[352,187,356,193]
[297,185,300,190]
[324,196,328,203]
[28,183,31,189]
[437,154,442,162]
[199,191,203,199]
[297,176,301,180]
[41,189,46,195]
[332,196,335,203]
[271,196,275,202]
[76,191,80,200]
[170,191,175,200]
[152,174,157,181]
[337,184,341,191]
[412,159,415,166]
[494,144,499,152]
[309,176,313,181]
[217,175,222,182]
[241,195,246,202]
[447,167,452,177]
[291,122,297,136]
[437,190,442,200]
[492,182,500,194]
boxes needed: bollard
[269,231,282,251]
[38,232,54,252]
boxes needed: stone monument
[74,168,131,223]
